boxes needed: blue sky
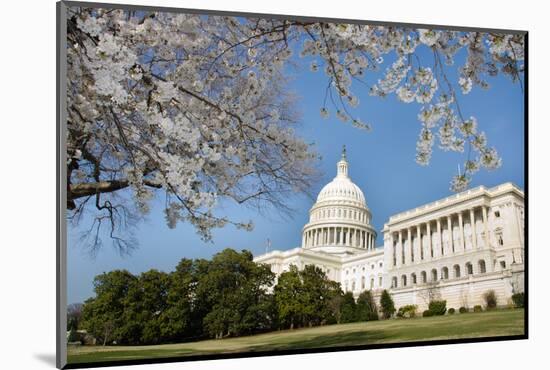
[67,33,524,304]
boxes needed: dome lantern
[337,145,349,178]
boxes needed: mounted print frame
[57,1,528,368]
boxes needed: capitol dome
[301,147,377,256]
[316,158,366,206]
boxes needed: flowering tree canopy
[66,7,524,253]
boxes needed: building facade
[254,149,525,311]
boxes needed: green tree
[158,258,197,342]
[274,266,304,329]
[300,265,339,327]
[274,265,342,329]
[380,290,396,319]
[340,292,357,323]
[356,291,379,321]
[121,269,171,344]
[196,249,275,338]
[80,270,137,345]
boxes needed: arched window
[441,267,449,280]
[421,271,427,284]
[478,259,486,273]
[370,278,374,289]
[466,262,473,275]
[392,276,398,288]
[361,276,365,290]
[411,273,417,285]
[453,264,461,278]
[431,268,438,282]
[401,275,407,287]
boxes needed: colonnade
[303,226,375,250]
[389,206,490,267]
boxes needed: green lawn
[68,309,524,364]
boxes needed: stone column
[482,206,489,248]
[470,208,478,249]
[458,212,465,252]
[316,230,319,247]
[447,216,453,253]
[416,224,422,260]
[391,233,397,266]
[398,231,404,266]
[436,218,442,257]
[344,228,347,246]
[408,227,413,263]
[370,233,373,250]
[426,221,432,260]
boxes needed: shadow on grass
[247,329,393,352]
[68,309,524,364]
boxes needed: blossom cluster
[66,7,524,248]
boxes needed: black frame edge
[57,2,529,369]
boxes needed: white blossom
[458,76,473,94]
[65,8,523,251]
[450,174,470,192]
[419,29,440,47]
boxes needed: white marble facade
[254,149,525,310]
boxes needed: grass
[68,308,524,364]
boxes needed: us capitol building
[254,148,525,310]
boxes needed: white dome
[316,148,366,206]
[317,177,366,206]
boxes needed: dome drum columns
[302,226,376,251]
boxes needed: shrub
[67,328,80,343]
[511,292,524,308]
[473,305,483,313]
[380,290,396,319]
[482,290,497,310]
[397,305,418,318]
[356,291,378,321]
[459,306,468,314]
[367,312,379,321]
[422,310,433,317]
[448,308,455,315]
[428,300,447,316]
